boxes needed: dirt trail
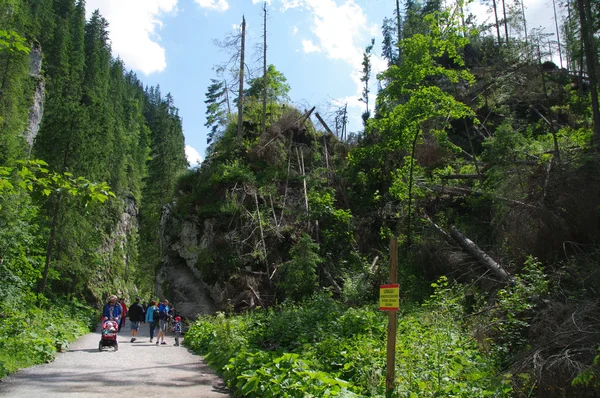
[0,322,231,397]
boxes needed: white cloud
[185,145,203,167]
[195,0,230,11]
[292,25,299,35]
[281,0,378,131]
[301,39,321,53]
[86,0,177,75]
[281,0,375,68]
[280,0,303,11]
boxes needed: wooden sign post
[384,236,398,397]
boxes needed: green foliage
[212,159,256,185]
[0,30,30,55]
[186,293,507,397]
[489,257,549,364]
[0,298,96,377]
[228,351,356,397]
[573,347,600,388]
[245,64,291,104]
[280,234,321,301]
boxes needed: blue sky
[85,0,560,167]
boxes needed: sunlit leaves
[0,30,30,55]
[0,160,115,209]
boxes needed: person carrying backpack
[145,300,158,343]
[156,299,171,345]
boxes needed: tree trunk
[405,127,419,252]
[501,0,509,45]
[577,0,600,145]
[253,190,268,276]
[552,0,563,68]
[396,0,401,62]
[520,0,528,48]
[39,196,61,293]
[279,156,291,225]
[237,16,246,142]
[492,0,502,46]
[449,226,515,283]
[261,2,268,137]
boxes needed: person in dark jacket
[128,297,145,342]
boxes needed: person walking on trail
[128,297,144,342]
[145,300,158,343]
[156,299,171,345]
[173,316,182,346]
[118,298,128,332]
[103,295,122,324]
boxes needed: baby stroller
[99,318,119,351]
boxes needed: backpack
[158,307,169,320]
[153,307,160,323]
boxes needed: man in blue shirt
[103,295,122,324]
[156,299,171,345]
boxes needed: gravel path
[0,322,232,397]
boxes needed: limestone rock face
[89,195,139,303]
[25,45,45,152]
[157,203,215,320]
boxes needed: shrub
[0,298,96,376]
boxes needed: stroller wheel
[98,342,102,351]
[114,342,118,351]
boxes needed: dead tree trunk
[449,226,515,283]
[253,190,268,277]
[501,0,509,45]
[552,0,563,68]
[577,0,600,146]
[492,0,502,46]
[424,214,514,283]
[261,2,268,136]
[237,16,246,142]
[395,0,401,62]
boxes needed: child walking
[173,316,182,346]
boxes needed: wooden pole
[386,236,398,396]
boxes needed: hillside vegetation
[2,0,600,396]
[175,3,600,397]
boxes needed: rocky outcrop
[89,195,139,303]
[25,44,45,152]
[157,203,215,320]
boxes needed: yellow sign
[379,284,399,311]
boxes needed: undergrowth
[0,297,96,377]
[186,290,509,397]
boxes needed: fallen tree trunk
[420,183,538,209]
[439,174,484,180]
[423,213,514,283]
[448,226,515,283]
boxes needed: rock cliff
[157,203,215,319]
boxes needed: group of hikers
[102,295,182,346]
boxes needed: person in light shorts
[156,299,171,345]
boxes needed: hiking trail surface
[0,322,232,397]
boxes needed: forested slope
[0,0,186,375]
[2,0,600,395]
[167,1,600,396]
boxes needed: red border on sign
[380,284,399,289]
[380,307,398,311]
